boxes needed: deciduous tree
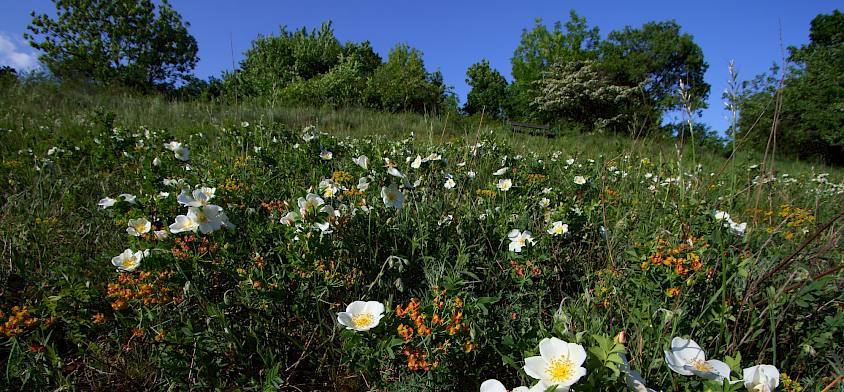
[26,0,198,90]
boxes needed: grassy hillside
[1,84,843,391]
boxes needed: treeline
[465,11,709,136]
[733,10,844,165]
[13,0,844,164]
[218,22,454,115]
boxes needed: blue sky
[1,1,839,133]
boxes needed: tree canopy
[464,59,508,119]
[26,0,198,90]
[601,21,710,113]
[736,10,844,164]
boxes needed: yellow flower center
[691,359,713,372]
[386,192,397,202]
[134,223,147,233]
[546,356,574,383]
[351,313,374,329]
[195,211,208,224]
[122,257,137,268]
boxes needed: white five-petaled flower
[126,217,151,236]
[713,210,731,221]
[444,178,456,189]
[619,354,659,392]
[493,167,509,176]
[319,179,340,198]
[539,197,550,208]
[297,193,325,216]
[729,221,747,236]
[480,379,538,392]
[280,211,298,226]
[169,205,232,234]
[353,155,369,170]
[574,176,587,185]
[566,158,575,165]
[178,187,216,207]
[164,141,189,161]
[497,179,513,192]
[111,248,146,272]
[548,221,568,236]
[320,150,333,160]
[357,177,371,192]
[743,365,779,392]
[119,193,137,204]
[411,155,423,169]
[664,337,731,381]
[336,301,385,332]
[523,337,588,390]
[381,183,405,209]
[387,167,405,179]
[508,229,534,253]
[98,197,117,208]
[714,210,747,236]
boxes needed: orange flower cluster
[171,234,219,260]
[509,260,542,279]
[665,287,681,297]
[642,236,708,276]
[526,173,546,183]
[601,187,619,203]
[219,178,247,191]
[0,306,39,338]
[342,188,364,198]
[107,270,183,310]
[394,288,474,372]
[260,200,286,214]
[475,189,497,198]
[291,260,361,288]
[403,348,440,372]
[331,171,354,184]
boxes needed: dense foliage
[735,10,844,165]
[463,60,508,119]
[224,22,452,115]
[1,86,843,390]
[25,0,198,90]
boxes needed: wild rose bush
[1,121,843,391]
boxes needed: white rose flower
[381,183,405,209]
[126,217,151,236]
[523,337,588,390]
[664,337,731,381]
[497,178,513,192]
[743,365,779,392]
[111,248,145,272]
[508,229,534,253]
[547,221,568,236]
[336,301,385,332]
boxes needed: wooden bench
[507,120,554,138]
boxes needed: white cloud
[0,32,39,71]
